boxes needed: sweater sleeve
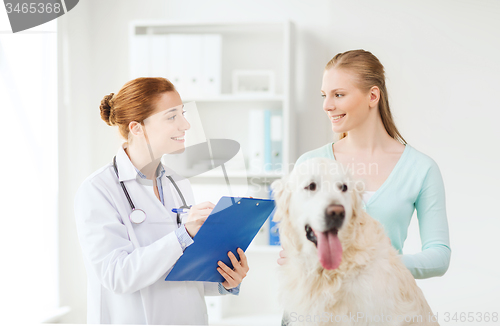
[401,159,451,279]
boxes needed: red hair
[100,77,176,140]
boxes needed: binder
[247,109,265,174]
[270,110,283,170]
[201,34,222,96]
[168,34,188,95]
[183,34,203,98]
[263,109,283,171]
[264,109,272,171]
[131,33,222,98]
[268,185,280,246]
[165,196,276,283]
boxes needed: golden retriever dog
[271,157,438,326]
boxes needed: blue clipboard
[165,196,275,283]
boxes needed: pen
[172,206,192,214]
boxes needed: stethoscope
[112,155,191,226]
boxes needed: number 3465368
[5,2,62,14]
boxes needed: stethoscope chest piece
[130,208,146,224]
[113,155,188,227]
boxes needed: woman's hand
[277,247,287,265]
[217,248,249,290]
[184,201,215,238]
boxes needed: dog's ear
[270,176,291,222]
[353,179,365,193]
[345,172,365,212]
[351,186,362,209]
[349,178,366,218]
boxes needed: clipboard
[165,196,276,283]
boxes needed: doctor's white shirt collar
[115,142,166,182]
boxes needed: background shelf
[183,94,285,102]
[130,20,292,325]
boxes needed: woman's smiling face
[321,68,373,133]
[141,91,191,158]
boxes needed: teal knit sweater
[295,142,451,279]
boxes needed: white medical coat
[74,142,224,325]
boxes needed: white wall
[58,0,500,323]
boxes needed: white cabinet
[129,20,294,174]
[129,20,293,324]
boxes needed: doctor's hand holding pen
[182,201,216,238]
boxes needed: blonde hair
[325,49,407,144]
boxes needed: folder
[247,109,265,174]
[268,185,281,246]
[201,34,222,96]
[168,34,188,96]
[183,34,203,98]
[264,109,272,171]
[270,110,283,171]
[165,196,276,283]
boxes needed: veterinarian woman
[278,49,451,323]
[74,77,248,325]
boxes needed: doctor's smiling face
[140,91,191,158]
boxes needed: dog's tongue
[316,230,342,270]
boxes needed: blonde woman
[278,49,450,324]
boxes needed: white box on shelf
[232,70,275,94]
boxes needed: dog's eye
[336,182,348,192]
[305,182,317,191]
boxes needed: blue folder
[165,196,276,283]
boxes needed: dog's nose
[326,204,345,217]
[325,204,345,230]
